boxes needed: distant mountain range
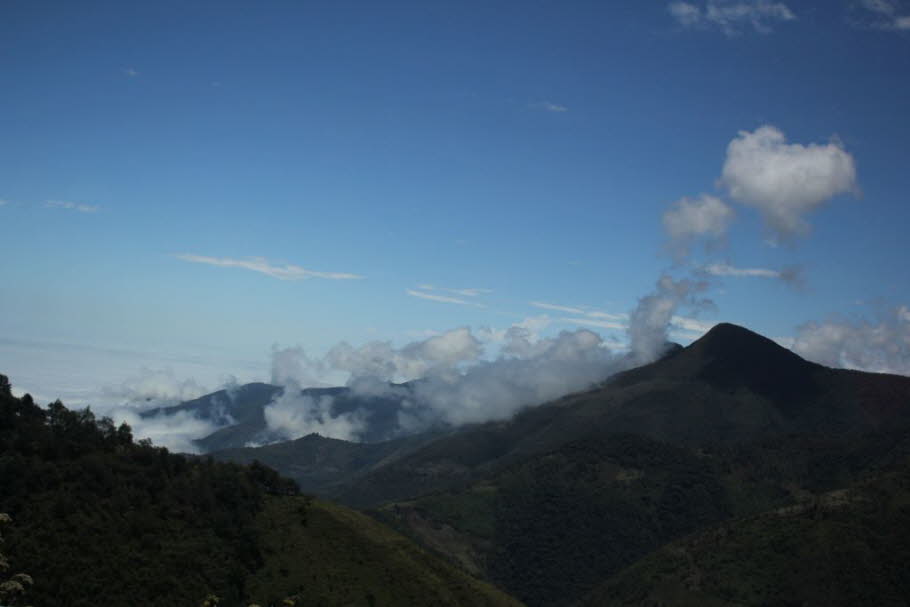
[144,380,424,451]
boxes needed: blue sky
[2,0,909,405]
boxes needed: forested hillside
[0,374,522,607]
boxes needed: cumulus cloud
[100,367,208,406]
[627,275,713,363]
[663,194,735,259]
[174,254,363,280]
[792,306,910,376]
[719,125,858,240]
[46,200,100,213]
[669,1,796,34]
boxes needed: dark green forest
[0,374,521,607]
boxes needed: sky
[2,0,909,411]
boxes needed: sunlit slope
[249,496,524,607]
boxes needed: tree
[0,513,32,606]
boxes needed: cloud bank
[262,324,626,442]
[793,306,910,376]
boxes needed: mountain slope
[146,382,421,451]
[250,496,523,607]
[332,323,910,507]
[0,374,523,607]
[579,457,910,606]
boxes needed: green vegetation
[581,459,910,606]
[248,496,522,607]
[0,512,32,606]
[0,374,522,607]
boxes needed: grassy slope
[247,496,524,607]
[578,460,910,607]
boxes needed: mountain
[322,323,910,508]
[0,374,523,607]
[209,323,910,606]
[145,381,423,451]
[211,430,439,497]
[580,456,910,606]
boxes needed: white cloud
[259,324,629,441]
[719,125,857,240]
[417,284,491,297]
[174,254,363,280]
[857,0,910,29]
[702,262,804,287]
[662,194,734,258]
[530,301,586,315]
[627,274,713,363]
[406,288,484,307]
[123,67,139,77]
[533,101,569,113]
[671,315,717,334]
[669,1,796,35]
[793,306,910,376]
[46,200,100,213]
[263,389,367,442]
[561,317,626,330]
[703,262,779,278]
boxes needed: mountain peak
[613,322,821,407]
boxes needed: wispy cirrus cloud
[702,262,804,287]
[532,101,569,113]
[856,0,910,29]
[406,288,484,307]
[417,284,492,298]
[669,1,796,35]
[560,317,627,330]
[174,254,363,280]
[531,301,586,315]
[46,200,100,213]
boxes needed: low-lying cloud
[263,324,628,442]
[793,306,910,375]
